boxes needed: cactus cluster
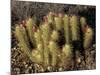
[15,12,94,71]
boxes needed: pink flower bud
[49,12,52,15]
[54,13,58,17]
[58,13,63,18]
[83,24,89,33]
[20,24,24,28]
[20,20,26,28]
[49,12,54,16]
[43,16,48,23]
[32,26,37,32]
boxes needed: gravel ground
[11,44,96,74]
[11,0,96,75]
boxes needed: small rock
[23,61,26,65]
[28,66,32,69]
[25,64,28,68]
[59,67,63,71]
[77,57,81,64]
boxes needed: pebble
[40,68,45,72]
[25,64,28,68]
[23,61,26,65]
[28,66,32,69]
[14,68,20,73]
[47,66,52,71]
[93,44,96,48]
[58,67,63,71]
[12,59,16,62]
[11,61,14,64]
[25,69,29,74]
[13,47,17,51]
[77,58,81,64]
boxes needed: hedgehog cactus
[15,12,94,71]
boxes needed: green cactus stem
[63,15,71,44]
[26,18,36,48]
[48,41,58,67]
[41,23,51,43]
[43,45,50,67]
[80,17,87,32]
[34,29,43,46]
[41,23,51,66]
[37,44,44,63]
[47,12,54,24]
[60,44,73,68]
[54,15,63,31]
[84,27,94,49]
[15,25,34,62]
[70,15,80,41]
[32,49,43,64]
[51,30,59,42]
